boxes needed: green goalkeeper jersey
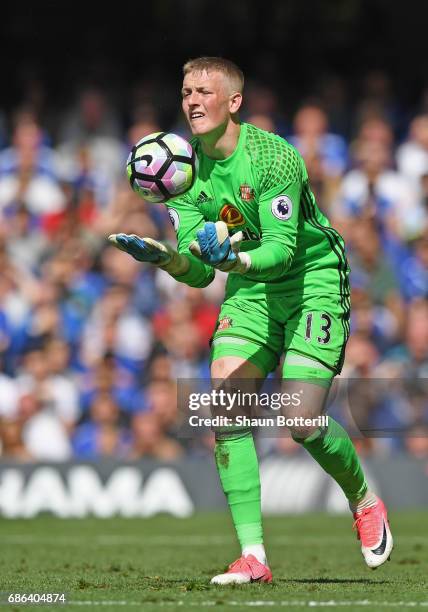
[165,122,349,300]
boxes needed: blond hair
[183,56,244,94]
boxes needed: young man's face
[182,70,237,137]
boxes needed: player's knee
[289,424,320,443]
[283,408,322,441]
[211,356,263,379]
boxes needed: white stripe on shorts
[211,336,249,347]
[284,353,332,371]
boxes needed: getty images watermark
[178,377,428,438]
[186,388,329,430]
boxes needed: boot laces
[353,506,382,548]
[228,557,251,573]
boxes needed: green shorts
[210,294,350,381]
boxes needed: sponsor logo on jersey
[219,204,245,227]
[271,195,293,220]
[168,208,180,232]
[196,191,213,205]
[218,316,233,331]
[239,184,255,201]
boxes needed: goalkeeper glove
[108,234,189,276]
[189,221,251,273]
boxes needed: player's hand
[189,222,250,273]
[108,233,172,264]
[108,234,189,275]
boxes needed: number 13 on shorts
[283,295,350,376]
[305,312,332,344]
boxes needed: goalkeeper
[109,56,393,584]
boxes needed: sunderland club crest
[239,184,255,201]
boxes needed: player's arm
[109,192,215,288]
[164,196,215,288]
[237,143,307,282]
[244,183,301,281]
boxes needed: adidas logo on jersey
[196,191,212,205]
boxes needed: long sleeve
[244,146,303,282]
[165,196,215,288]
[245,181,301,281]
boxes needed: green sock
[300,417,368,503]
[215,432,263,548]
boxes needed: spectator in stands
[79,353,138,414]
[4,203,49,272]
[0,111,65,219]
[45,337,74,378]
[341,332,379,378]
[399,230,428,301]
[404,426,428,458]
[73,392,128,458]
[354,117,394,150]
[316,75,349,137]
[0,109,57,177]
[56,88,124,208]
[347,219,403,349]
[162,320,207,379]
[289,102,348,178]
[0,250,33,372]
[243,83,284,135]
[288,102,347,214]
[353,71,400,135]
[17,346,80,433]
[396,115,428,189]
[80,284,153,374]
[143,379,179,434]
[333,129,423,242]
[0,354,19,419]
[0,417,32,460]
[126,118,161,154]
[380,299,428,379]
[245,114,276,134]
[57,87,122,143]
[18,391,72,460]
[129,412,183,460]
[153,287,218,351]
[100,239,160,319]
[144,351,174,384]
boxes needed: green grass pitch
[0,512,427,611]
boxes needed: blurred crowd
[0,71,427,462]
